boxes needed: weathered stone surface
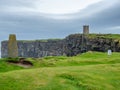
[1,39,65,58]
[1,34,120,58]
[1,41,8,58]
[8,34,18,58]
[64,34,120,56]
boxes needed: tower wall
[83,25,89,34]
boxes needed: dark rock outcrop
[1,40,65,58]
[1,34,120,58]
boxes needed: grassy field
[87,34,120,39]
[0,52,120,90]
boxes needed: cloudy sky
[0,0,120,42]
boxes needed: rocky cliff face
[64,34,120,56]
[1,34,120,58]
[1,40,64,58]
[17,40,65,58]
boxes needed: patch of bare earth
[7,58,33,68]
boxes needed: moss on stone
[8,34,18,58]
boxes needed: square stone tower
[83,25,89,34]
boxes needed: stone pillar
[8,34,18,58]
[83,25,89,34]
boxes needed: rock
[8,34,18,58]
[1,34,120,58]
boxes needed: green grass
[17,38,63,43]
[0,52,120,90]
[87,34,120,40]
[0,58,23,72]
[3,34,120,43]
[67,33,120,40]
[27,52,120,67]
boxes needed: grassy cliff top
[87,34,120,39]
[67,33,120,40]
[2,34,120,43]
[2,38,63,43]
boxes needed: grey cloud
[0,11,78,41]
[0,0,34,7]
[0,0,120,43]
[69,0,120,33]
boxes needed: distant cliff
[1,34,120,58]
[1,39,64,58]
[65,34,120,56]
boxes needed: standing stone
[83,25,89,34]
[8,34,18,58]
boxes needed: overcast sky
[0,0,120,42]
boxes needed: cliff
[65,34,120,56]
[1,39,64,58]
[1,34,120,58]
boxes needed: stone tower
[83,25,89,34]
[8,34,18,58]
